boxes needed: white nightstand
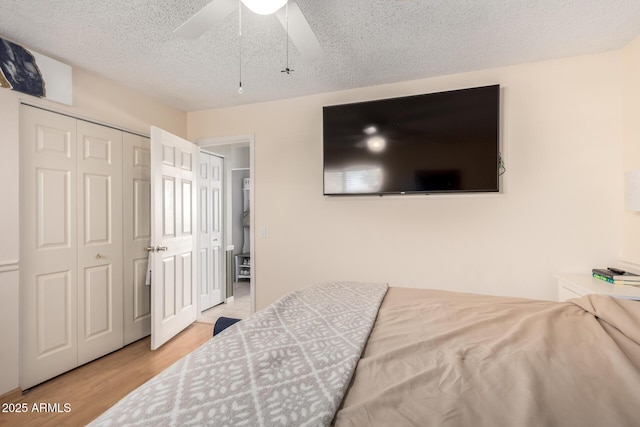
[556,273,640,302]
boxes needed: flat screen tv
[322,84,500,196]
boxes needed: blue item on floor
[213,317,241,336]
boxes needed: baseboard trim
[0,387,23,401]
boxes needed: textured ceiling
[1,0,640,112]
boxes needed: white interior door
[199,152,224,311]
[150,126,198,350]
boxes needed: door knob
[156,245,168,252]
[144,246,156,252]
[96,253,103,259]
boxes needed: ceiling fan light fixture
[241,0,287,15]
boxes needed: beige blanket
[335,287,640,427]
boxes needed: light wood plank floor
[199,281,251,324]
[0,322,213,427]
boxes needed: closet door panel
[37,168,71,248]
[199,164,211,307]
[20,105,78,389]
[83,264,112,338]
[77,121,124,365]
[123,133,152,345]
[36,271,73,355]
[83,173,111,243]
[208,156,223,306]
[199,153,224,311]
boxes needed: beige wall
[621,36,640,264]
[189,50,625,310]
[0,68,186,395]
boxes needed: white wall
[0,67,186,395]
[231,146,250,169]
[189,50,625,310]
[622,36,640,264]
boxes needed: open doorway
[196,135,255,324]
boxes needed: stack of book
[592,268,640,286]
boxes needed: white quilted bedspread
[90,281,388,427]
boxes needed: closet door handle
[156,245,168,252]
[96,253,103,259]
[144,246,156,253]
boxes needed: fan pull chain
[238,0,243,94]
[281,1,293,74]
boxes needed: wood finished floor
[0,322,213,427]
[199,281,251,324]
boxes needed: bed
[90,282,640,426]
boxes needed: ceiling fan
[174,0,323,62]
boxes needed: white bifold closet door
[20,105,151,389]
[76,120,124,365]
[123,133,152,345]
[20,107,80,389]
[199,152,224,311]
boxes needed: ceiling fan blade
[174,0,237,39]
[275,1,324,62]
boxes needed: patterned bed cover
[89,281,388,427]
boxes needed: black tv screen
[322,84,500,195]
